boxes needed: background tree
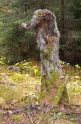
[0,0,81,65]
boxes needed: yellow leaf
[34,68,38,74]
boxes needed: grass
[0,60,41,106]
[0,59,79,124]
[0,60,81,105]
[12,115,22,122]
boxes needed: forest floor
[0,59,81,124]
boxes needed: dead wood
[64,104,81,107]
[21,9,63,79]
[64,74,69,85]
[0,80,14,86]
[27,112,34,124]
[4,103,48,116]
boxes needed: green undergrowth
[12,115,22,122]
[60,61,81,105]
[0,58,81,107]
[0,59,80,124]
[39,61,81,105]
[0,60,41,106]
[32,106,76,124]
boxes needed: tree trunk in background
[61,0,65,35]
[21,9,63,90]
[59,0,65,61]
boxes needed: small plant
[12,115,22,122]
[69,117,75,122]
[0,97,5,107]
[0,57,5,65]
[75,64,80,69]
[60,60,65,65]
[40,111,45,116]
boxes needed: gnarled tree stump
[21,9,63,85]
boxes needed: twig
[65,112,81,115]
[64,74,69,85]
[38,104,55,124]
[27,112,34,124]
[4,105,31,116]
[4,104,48,116]
[64,103,81,107]
[45,104,55,114]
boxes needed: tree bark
[21,9,63,81]
[61,0,65,35]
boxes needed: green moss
[63,87,69,103]
[38,92,49,103]
[41,77,47,91]
[45,80,50,91]
[47,44,54,59]
[53,82,65,105]
[49,71,59,86]
[41,76,52,92]
[40,71,60,102]
[12,115,22,122]
[0,112,3,122]
[42,51,48,59]
[42,44,54,60]
[37,13,42,17]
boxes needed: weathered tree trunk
[21,9,63,85]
